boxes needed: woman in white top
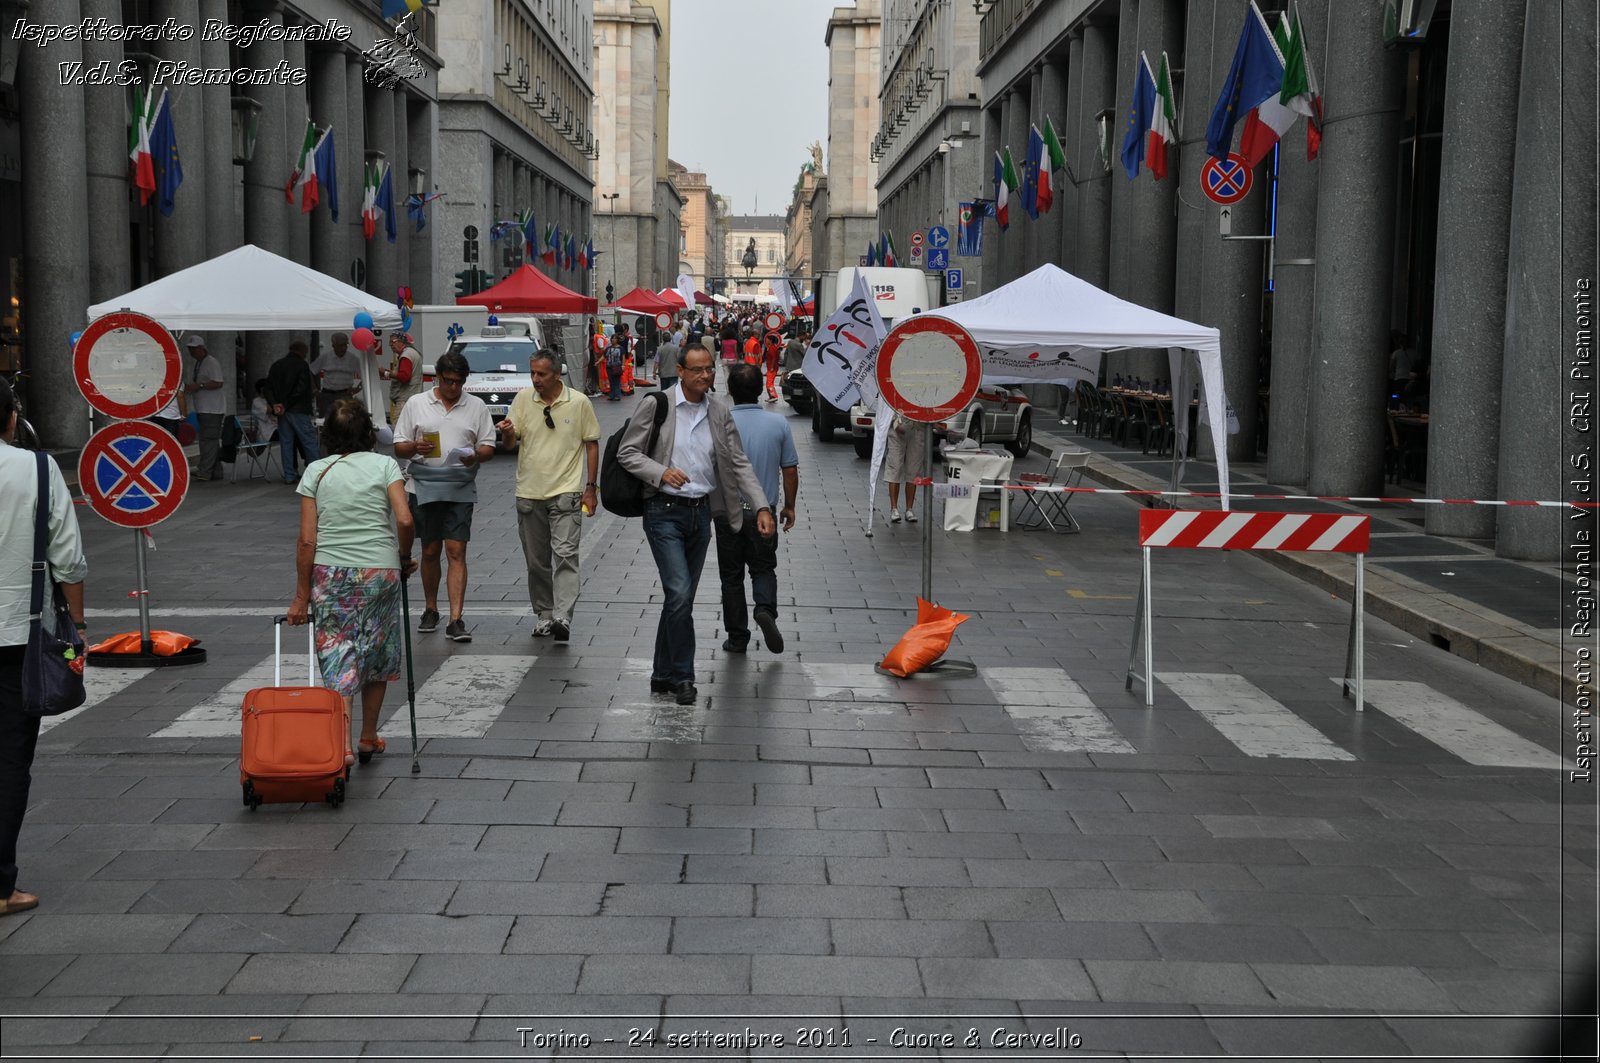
[287,400,417,763]
[0,378,87,917]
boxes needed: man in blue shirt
[716,365,798,654]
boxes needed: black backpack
[599,391,669,517]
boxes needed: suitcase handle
[273,616,317,687]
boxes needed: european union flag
[148,90,182,218]
[380,0,434,19]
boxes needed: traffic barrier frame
[1125,511,1372,711]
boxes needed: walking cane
[398,559,421,774]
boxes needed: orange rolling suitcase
[240,618,351,810]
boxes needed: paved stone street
[2,388,1592,1059]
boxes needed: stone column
[1127,0,1183,382]
[364,85,397,300]
[241,3,290,392]
[1172,1,1213,330]
[150,0,207,280]
[199,0,236,263]
[1040,55,1069,272]
[1496,0,1594,558]
[1062,33,1084,276]
[1306,0,1405,497]
[409,99,436,302]
[1423,0,1527,536]
[79,0,128,306]
[513,163,531,270]
[1264,0,1327,484]
[345,57,368,290]
[309,48,348,282]
[390,89,411,292]
[20,0,92,447]
[282,35,310,269]
[1108,0,1140,307]
[1076,21,1116,295]
[1002,83,1030,284]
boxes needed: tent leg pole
[1126,561,1145,693]
[134,530,153,657]
[1142,545,1154,707]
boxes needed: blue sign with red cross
[1201,153,1254,205]
[78,421,190,529]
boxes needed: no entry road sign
[764,311,786,331]
[875,315,981,423]
[74,310,182,420]
[78,421,190,528]
[1201,153,1253,205]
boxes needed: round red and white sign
[909,230,924,248]
[875,316,982,423]
[654,311,673,329]
[73,311,183,420]
[1201,153,1254,205]
[78,421,190,528]
[763,311,785,332]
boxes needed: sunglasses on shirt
[542,406,555,429]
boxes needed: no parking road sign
[78,421,190,528]
[1200,153,1253,205]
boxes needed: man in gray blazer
[617,345,775,704]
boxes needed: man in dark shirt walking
[267,340,321,483]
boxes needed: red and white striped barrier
[1139,510,1370,552]
[1128,511,1369,712]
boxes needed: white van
[410,304,490,370]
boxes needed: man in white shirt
[393,351,496,642]
[310,332,363,419]
[183,335,227,481]
[616,346,773,705]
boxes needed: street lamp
[602,191,620,294]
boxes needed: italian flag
[883,231,896,268]
[361,162,380,241]
[298,128,329,214]
[1282,3,1323,160]
[1040,117,1066,214]
[995,149,1018,230]
[1237,12,1293,168]
[286,119,317,205]
[128,88,156,205]
[541,224,557,265]
[1148,52,1178,180]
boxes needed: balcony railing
[978,0,1041,63]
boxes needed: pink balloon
[351,327,376,351]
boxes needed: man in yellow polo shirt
[496,350,601,642]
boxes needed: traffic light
[455,269,474,298]
[605,282,614,303]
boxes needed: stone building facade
[816,0,881,276]
[722,215,787,300]
[674,164,722,288]
[784,149,823,281]
[976,0,1594,561]
[874,0,983,296]
[436,0,595,301]
[592,0,682,296]
[6,0,448,448]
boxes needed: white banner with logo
[801,271,888,410]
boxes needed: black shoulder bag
[22,452,86,717]
[599,391,670,518]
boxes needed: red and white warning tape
[911,479,1597,509]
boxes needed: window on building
[768,248,776,264]
[680,230,687,253]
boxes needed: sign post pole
[921,424,934,603]
[133,530,153,656]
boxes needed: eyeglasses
[681,365,715,375]
[542,406,555,429]
[437,375,466,386]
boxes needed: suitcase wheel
[242,781,261,811]
[328,778,346,808]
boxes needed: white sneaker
[890,509,902,524]
[905,508,919,523]
[530,619,554,637]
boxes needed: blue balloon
[69,331,83,347]
[353,311,374,330]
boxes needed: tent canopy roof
[88,244,404,331]
[607,287,680,314]
[926,264,1221,358]
[457,264,598,314]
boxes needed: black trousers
[0,645,41,898]
[713,515,778,646]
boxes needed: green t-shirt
[297,451,405,570]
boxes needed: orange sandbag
[879,598,970,677]
[88,631,199,656]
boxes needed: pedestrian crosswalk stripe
[381,655,538,739]
[1346,679,1566,770]
[798,663,905,706]
[983,667,1135,754]
[1160,672,1354,761]
[149,653,309,738]
[40,664,149,734]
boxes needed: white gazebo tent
[925,264,1233,507]
[89,244,405,425]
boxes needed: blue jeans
[608,363,623,400]
[642,497,711,685]
[279,412,321,480]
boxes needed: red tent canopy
[457,264,597,314]
[656,288,717,307]
[608,286,681,314]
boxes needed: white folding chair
[1012,448,1089,533]
[229,415,281,482]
